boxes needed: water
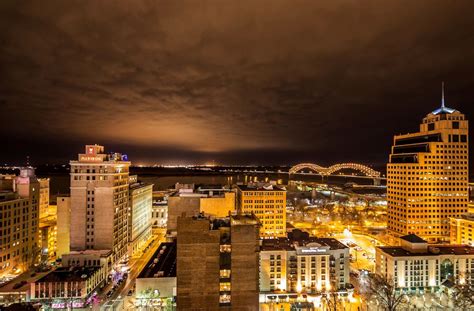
[46,172,378,195]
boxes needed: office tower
[128,175,153,257]
[0,168,40,276]
[176,214,259,310]
[236,184,287,238]
[69,144,130,262]
[387,89,469,243]
[376,234,474,289]
[259,237,350,296]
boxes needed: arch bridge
[289,162,381,178]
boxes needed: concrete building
[136,242,177,309]
[0,168,40,277]
[376,234,474,290]
[387,92,469,243]
[56,196,71,259]
[39,214,57,263]
[128,176,153,257]
[167,185,236,233]
[236,184,287,238]
[69,144,130,263]
[450,213,474,245]
[176,214,259,310]
[259,236,350,300]
[30,266,105,310]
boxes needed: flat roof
[378,245,474,257]
[138,242,176,279]
[35,267,100,283]
[237,185,286,191]
[64,249,113,257]
[262,237,348,252]
[400,234,427,243]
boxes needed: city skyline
[2,1,474,166]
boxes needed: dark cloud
[1,0,474,166]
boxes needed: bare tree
[360,273,408,311]
[321,289,344,311]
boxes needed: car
[106,291,113,298]
[127,289,133,296]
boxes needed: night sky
[1,1,474,166]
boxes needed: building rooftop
[378,245,474,257]
[35,267,100,283]
[138,242,176,279]
[65,249,113,257]
[129,182,153,190]
[237,184,286,192]
[261,236,348,252]
[400,234,427,244]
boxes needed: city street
[97,232,165,310]
[334,232,384,273]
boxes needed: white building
[376,234,474,290]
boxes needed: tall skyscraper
[387,87,469,243]
[69,145,130,262]
[177,214,260,310]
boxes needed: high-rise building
[0,168,40,276]
[128,175,153,257]
[176,214,259,310]
[387,89,469,243]
[69,144,130,262]
[236,184,286,238]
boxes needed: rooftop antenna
[441,81,445,108]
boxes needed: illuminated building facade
[38,178,50,218]
[236,184,286,238]
[376,234,474,289]
[259,237,350,297]
[56,196,71,259]
[128,176,153,257]
[0,168,40,276]
[450,214,474,245]
[176,214,259,310]
[387,93,469,243]
[69,144,130,263]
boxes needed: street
[96,232,165,310]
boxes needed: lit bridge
[289,162,382,184]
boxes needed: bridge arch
[325,163,380,177]
[289,162,380,177]
[289,163,326,175]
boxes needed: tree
[360,273,408,311]
[451,277,474,310]
[321,289,344,311]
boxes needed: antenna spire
[441,81,445,108]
